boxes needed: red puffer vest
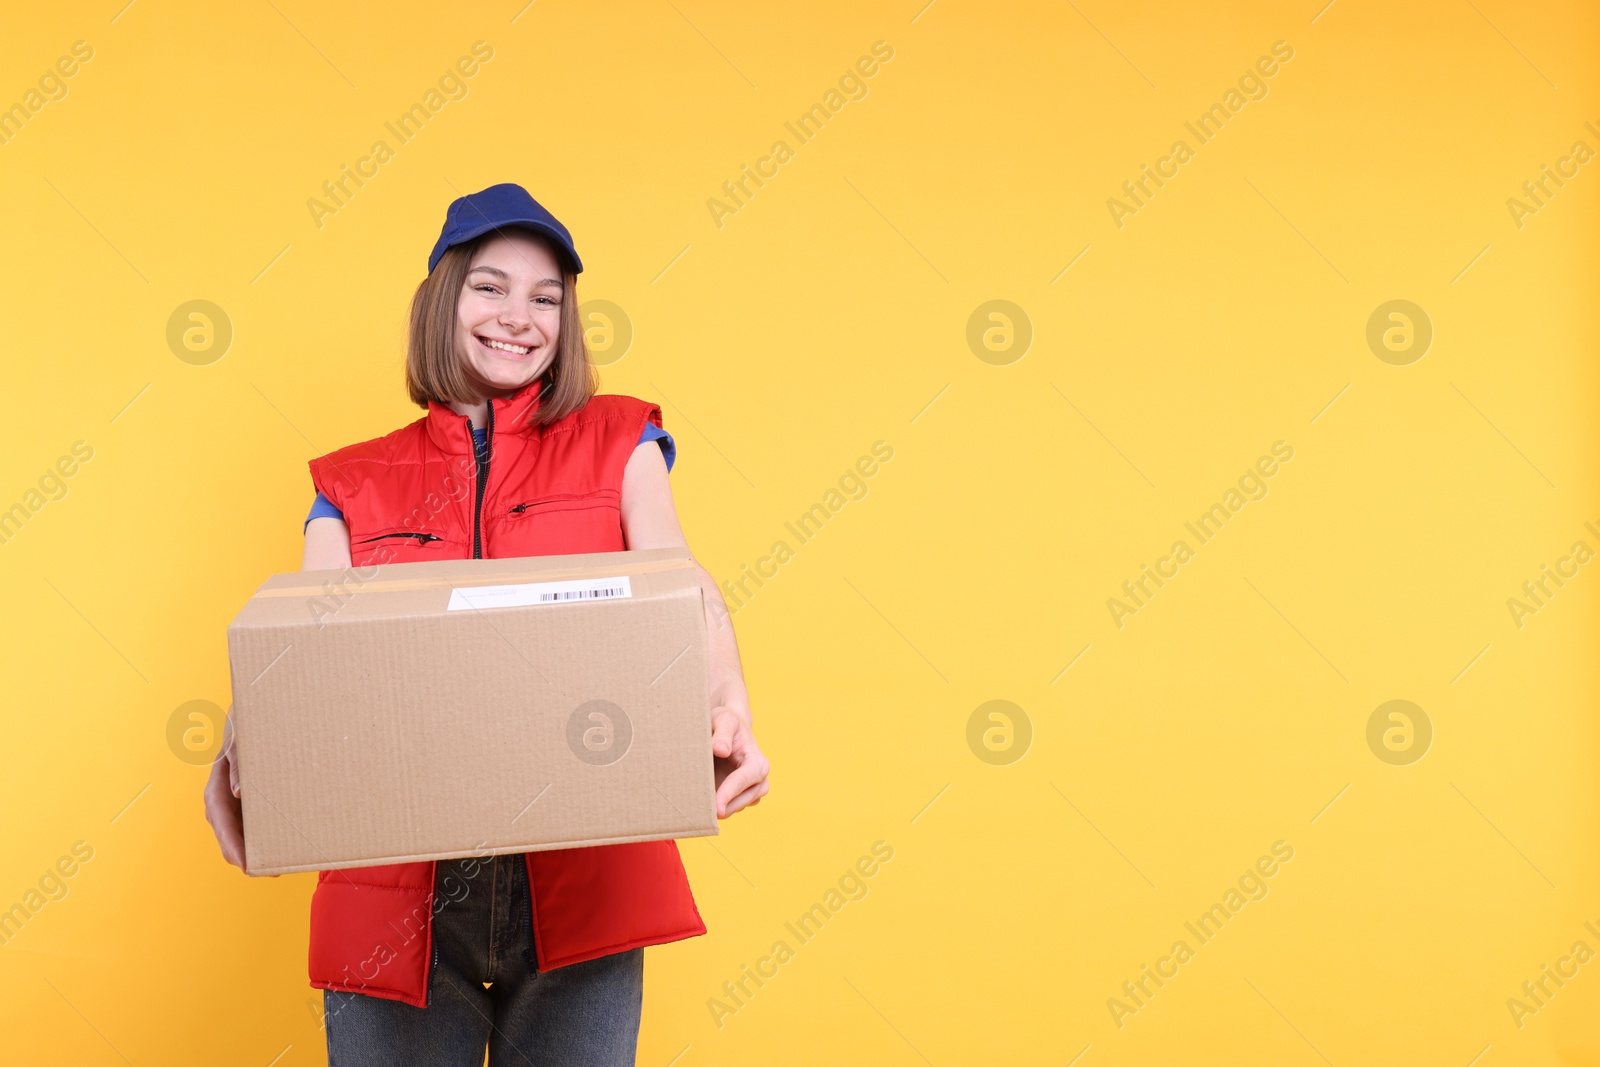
[303,375,706,1007]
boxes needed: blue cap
[427,183,583,276]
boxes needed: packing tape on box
[251,556,692,598]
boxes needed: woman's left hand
[711,707,769,818]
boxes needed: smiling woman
[204,182,769,1067]
[460,262,564,360]
[401,206,595,427]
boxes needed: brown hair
[405,227,597,427]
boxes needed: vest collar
[423,375,544,454]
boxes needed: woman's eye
[474,284,499,294]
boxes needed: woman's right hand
[203,708,246,871]
[205,518,349,874]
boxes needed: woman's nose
[498,301,531,331]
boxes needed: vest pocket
[504,490,617,517]
[497,490,623,555]
[354,531,443,544]
[349,528,463,565]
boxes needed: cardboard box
[226,546,718,876]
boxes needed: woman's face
[454,230,565,398]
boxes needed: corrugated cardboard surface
[226,547,718,876]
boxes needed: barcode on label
[537,583,628,602]
[447,575,633,611]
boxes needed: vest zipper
[471,404,494,559]
[427,936,440,1007]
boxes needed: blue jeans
[324,853,644,1066]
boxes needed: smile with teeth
[478,335,535,355]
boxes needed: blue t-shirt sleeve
[304,491,345,534]
[637,422,675,473]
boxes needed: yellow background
[1,1,1596,1063]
